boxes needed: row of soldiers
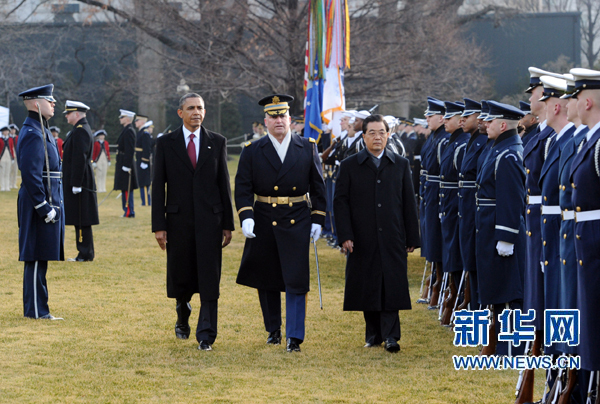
[414,67,600,404]
[0,124,20,191]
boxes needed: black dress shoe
[198,341,212,351]
[384,339,400,353]
[67,257,93,262]
[175,300,192,339]
[266,329,282,345]
[286,338,301,352]
[175,323,191,339]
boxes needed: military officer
[475,101,526,356]
[518,101,538,147]
[62,100,99,262]
[350,110,370,154]
[16,84,64,320]
[136,119,153,206]
[9,124,19,189]
[92,129,111,193]
[235,94,326,352]
[0,126,11,191]
[114,109,138,217]
[49,126,63,159]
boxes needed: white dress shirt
[182,126,201,162]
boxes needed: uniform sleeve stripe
[495,225,519,234]
[237,206,253,215]
[311,210,326,216]
[34,200,48,209]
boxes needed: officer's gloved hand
[108,161,112,166]
[45,208,57,223]
[310,223,322,241]
[122,166,131,172]
[496,241,514,257]
[242,219,256,238]
[72,186,82,194]
[92,162,97,168]
[540,261,544,273]
[140,162,148,169]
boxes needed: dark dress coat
[151,126,234,300]
[521,123,538,148]
[334,148,420,311]
[418,133,433,259]
[62,117,99,227]
[439,129,469,274]
[235,133,326,294]
[17,115,65,261]
[136,128,152,187]
[114,123,138,191]
[570,122,600,371]
[523,123,555,328]
[475,130,526,305]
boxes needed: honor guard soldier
[523,67,557,342]
[114,109,138,217]
[62,100,99,262]
[92,130,111,193]
[0,126,12,191]
[475,101,526,356]
[457,99,487,308]
[16,84,64,320]
[439,101,469,323]
[235,94,326,352]
[350,110,370,155]
[412,118,428,197]
[136,119,153,206]
[518,101,538,147]
[7,124,19,189]
[569,68,600,379]
[422,97,450,309]
[49,126,63,159]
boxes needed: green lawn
[0,156,544,403]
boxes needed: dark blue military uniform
[418,133,433,260]
[136,126,153,206]
[522,122,555,329]
[17,114,65,318]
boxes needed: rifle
[312,237,323,310]
[427,262,443,309]
[441,272,460,326]
[437,273,449,319]
[417,261,430,303]
[456,272,471,311]
[480,306,497,356]
[515,331,542,403]
[557,368,577,404]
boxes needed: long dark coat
[17,116,65,261]
[334,148,420,311]
[151,126,235,300]
[62,117,99,226]
[136,129,152,187]
[114,123,138,191]
[235,134,326,294]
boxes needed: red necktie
[187,133,197,169]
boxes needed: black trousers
[363,311,401,344]
[178,295,218,344]
[74,225,94,261]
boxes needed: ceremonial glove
[108,161,112,166]
[45,208,57,223]
[11,160,15,164]
[242,219,256,238]
[540,261,545,273]
[72,187,82,194]
[122,166,131,172]
[496,241,514,257]
[92,162,97,168]
[310,223,322,241]
[140,162,148,169]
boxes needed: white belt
[575,209,600,223]
[414,155,421,161]
[459,181,476,188]
[440,181,458,189]
[527,195,542,205]
[541,205,561,215]
[42,171,62,179]
[426,175,440,183]
[420,169,428,176]
[562,210,575,221]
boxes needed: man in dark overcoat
[334,114,420,353]
[114,109,138,217]
[136,118,153,206]
[235,94,326,353]
[16,84,65,320]
[62,100,99,262]
[152,93,234,351]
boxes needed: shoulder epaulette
[245,141,252,147]
[76,125,83,128]
[309,137,316,143]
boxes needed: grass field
[0,156,545,403]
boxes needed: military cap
[569,68,600,96]
[0,126,9,132]
[519,101,532,113]
[258,94,293,116]
[354,110,371,120]
[119,109,136,118]
[525,67,564,93]
[291,116,305,124]
[477,100,490,120]
[462,98,482,117]
[64,100,90,114]
[18,84,56,102]
[141,120,154,129]
[135,114,149,121]
[383,115,398,128]
[424,97,445,116]
[342,110,355,118]
[94,129,107,137]
[559,74,576,99]
[539,75,568,101]
[484,101,525,121]
[443,101,465,119]
[49,126,61,133]
[9,124,19,131]
[413,118,428,128]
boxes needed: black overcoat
[136,129,152,187]
[62,117,99,226]
[151,126,235,300]
[334,149,420,311]
[114,123,138,191]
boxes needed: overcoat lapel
[261,139,283,171]
[170,128,196,173]
[195,127,212,172]
[277,135,303,181]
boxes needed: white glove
[310,223,322,241]
[12,160,15,164]
[45,208,57,223]
[540,261,545,273]
[92,162,97,168]
[496,241,514,257]
[140,162,148,169]
[108,161,112,166]
[439,213,442,219]
[122,166,131,172]
[72,187,82,194]
[242,219,256,238]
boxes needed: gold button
[527,209,531,214]
[543,241,546,246]
[274,186,279,191]
[545,261,548,266]
[564,234,567,239]
[572,183,576,188]
[272,221,277,226]
[562,185,566,191]
[544,196,547,201]
[293,187,296,191]
[579,260,583,266]
[272,203,277,208]
[527,168,530,174]
[528,188,531,193]
[289,202,293,207]
[563,260,566,265]
[543,218,547,224]
[577,207,581,212]
[576,235,581,240]
[528,231,532,237]
[290,219,295,224]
